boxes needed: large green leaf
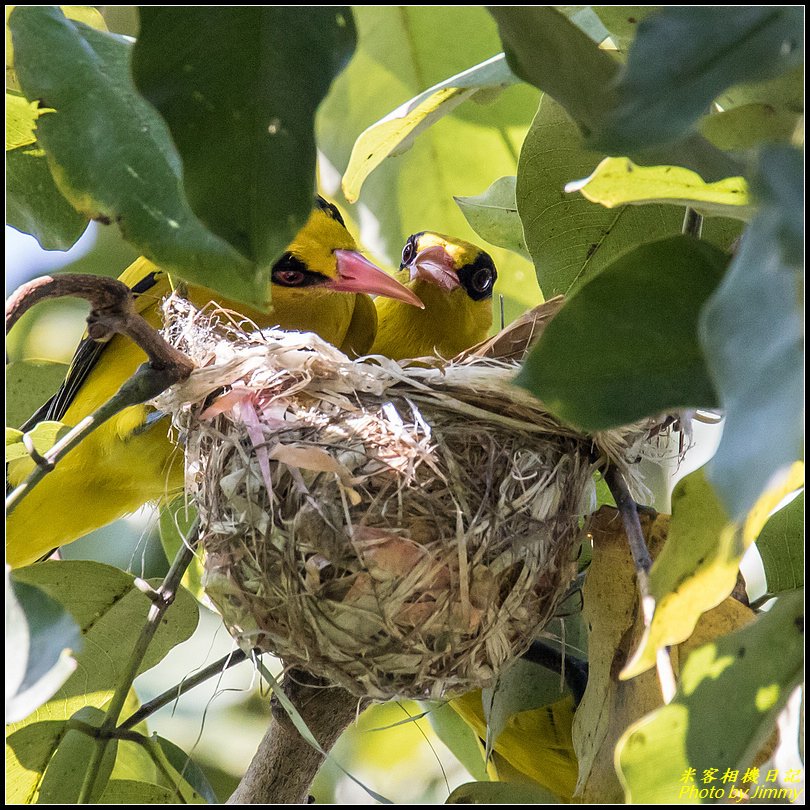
[6,561,198,804]
[617,591,804,804]
[566,158,754,221]
[699,146,803,520]
[133,7,355,268]
[318,6,541,322]
[6,145,88,251]
[622,463,804,679]
[516,236,728,431]
[5,359,70,429]
[488,6,617,138]
[9,6,260,306]
[595,7,804,152]
[515,96,738,297]
[454,176,529,259]
[342,53,519,202]
[5,574,80,724]
[489,6,740,181]
[756,491,804,597]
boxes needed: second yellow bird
[370,231,497,360]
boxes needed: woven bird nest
[156,299,659,700]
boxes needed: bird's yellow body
[451,690,578,801]
[371,231,496,360]
[6,200,419,568]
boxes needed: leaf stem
[76,519,200,804]
[602,464,677,703]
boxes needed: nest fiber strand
[156,300,657,700]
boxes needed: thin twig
[6,364,183,513]
[602,465,677,703]
[77,519,200,804]
[5,273,194,513]
[121,647,254,730]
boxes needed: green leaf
[133,7,356,268]
[622,464,804,679]
[489,6,741,182]
[517,236,727,431]
[9,6,260,307]
[489,6,618,138]
[6,574,80,724]
[447,780,560,804]
[342,53,519,202]
[159,498,204,602]
[566,158,754,220]
[515,96,738,297]
[6,145,89,251]
[5,420,71,463]
[617,591,804,804]
[36,706,117,804]
[156,735,218,804]
[5,359,70,429]
[100,780,182,804]
[699,103,802,153]
[318,6,541,319]
[454,176,529,259]
[699,146,803,520]
[423,701,489,783]
[6,561,198,803]
[595,7,804,152]
[756,491,804,596]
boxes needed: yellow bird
[370,231,497,360]
[7,197,421,568]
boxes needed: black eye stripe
[457,252,497,301]
[271,252,329,287]
[401,232,425,269]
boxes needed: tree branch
[227,670,361,805]
[602,465,677,703]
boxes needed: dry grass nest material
[155,298,668,700]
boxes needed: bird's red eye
[401,240,415,266]
[273,269,306,286]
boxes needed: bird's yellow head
[271,197,422,307]
[400,231,497,302]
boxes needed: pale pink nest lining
[156,298,665,700]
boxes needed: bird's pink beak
[408,245,460,292]
[331,250,424,308]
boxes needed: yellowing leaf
[622,462,804,678]
[566,157,754,220]
[342,54,519,203]
[6,92,52,151]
